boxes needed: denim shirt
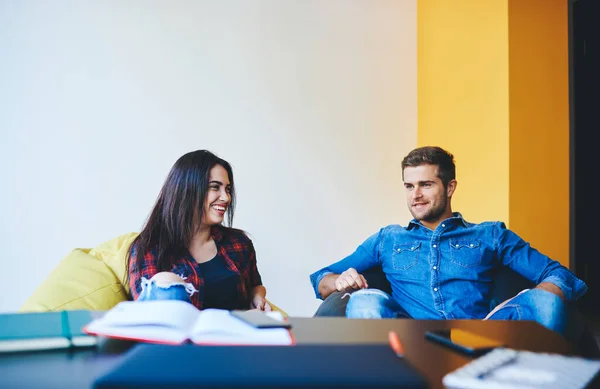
[310,213,587,320]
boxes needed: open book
[84,300,294,346]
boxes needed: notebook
[443,347,600,389]
[84,300,293,345]
[0,310,96,353]
[92,343,429,389]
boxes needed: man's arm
[495,223,587,302]
[317,274,339,300]
[535,282,565,300]
[309,229,385,300]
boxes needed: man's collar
[407,212,468,229]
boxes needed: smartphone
[230,310,292,329]
[425,328,504,356]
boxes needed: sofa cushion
[88,232,138,294]
[19,248,129,312]
[313,291,349,317]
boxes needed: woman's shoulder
[129,239,159,260]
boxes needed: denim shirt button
[442,224,445,227]
[434,288,438,292]
[433,244,437,248]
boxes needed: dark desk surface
[0,317,576,389]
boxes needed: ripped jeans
[137,277,198,304]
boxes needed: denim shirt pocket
[392,242,421,270]
[450,239,482,267]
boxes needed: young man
[310,146,587,336]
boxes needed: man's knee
[487,289,567,334]
[522,289,567,334]
[346,289,396,319]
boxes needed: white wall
[0,0,416,316]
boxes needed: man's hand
[334,268,369,293]
[318,268,369,300]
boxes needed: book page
[84,300,201,344]
[0,338,71,353]
[189,309,292,345]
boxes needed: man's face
[403,164,454,224]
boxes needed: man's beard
[412,195,448,223]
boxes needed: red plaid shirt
[129,226,263,310]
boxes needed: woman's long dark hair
[126,150,236,283]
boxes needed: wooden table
[0,317,578,389]
[291,317,574,389]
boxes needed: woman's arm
[128,244,160,300]
[250,285,271,311]
[244,239,271,311]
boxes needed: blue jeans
[346,288,568,335]
[137,277,195,303]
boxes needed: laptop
[93,343,429,389]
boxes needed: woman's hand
[250,293,272,312]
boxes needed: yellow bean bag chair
[20,233,286,316]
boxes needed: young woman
[126,150,271,311]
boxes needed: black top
[197,254,240,310]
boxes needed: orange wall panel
[508,0,570,266]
